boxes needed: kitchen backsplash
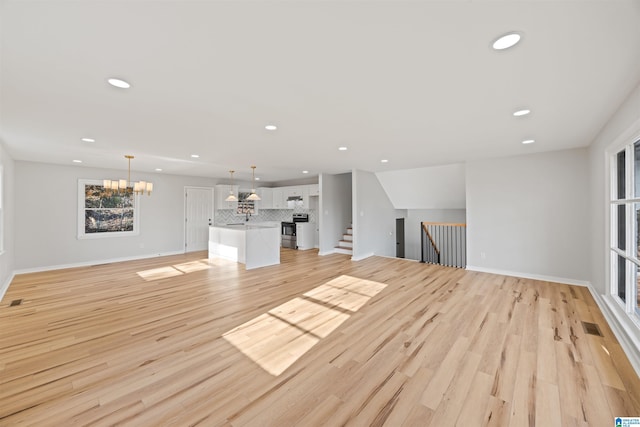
[215,207,317,224]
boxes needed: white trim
[318,249,337,256]
[377,254,420,262]
[351,252,374,261]
[587,285,640,377]
[465,265,590,287]
[13,250,185,275]
[0,271,15,303]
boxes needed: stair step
[346,228,353,235]
[338,240,353,248]
[335,247,353,255]
[343,234,353,241]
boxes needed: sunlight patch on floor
[136,259,214,281]
[136,266,184,281]
[173,260,212,274]
[223,275,387,376]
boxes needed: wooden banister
[421,221,467,227]
[421,223,440,256]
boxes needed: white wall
[589,83,640,294]
[318,172,352,255]
[352,170,398,259]
[587,82,640,375]
[0,142,15,300]
[14,161,214,271]
[376,163,466,209]
[466,148,590,284]
[404,209,467,261]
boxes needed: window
[0,166,3,253]
[77,179,139,239]
[610,140,640,318]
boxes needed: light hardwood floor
[1,249,639,426]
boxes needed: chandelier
[103,155,153,196]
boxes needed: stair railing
[420,222,467,268]
[421,222,440,265]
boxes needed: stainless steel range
[281,213,309,249]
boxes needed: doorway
[396,218,405,258]
[184,187,214,252]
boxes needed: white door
[184,187,214,252]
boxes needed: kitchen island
[209,224,280,270]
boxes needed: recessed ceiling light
[381,159,389,163]
[265,124,277,131]
[302,170,309,174]
[155,168,163,172]
[191,154,200,158]
[492,32,522,50]
[81,137,95,143]
[107,78,131,89]
[513,109,531,117]
[338,146,348,151]
[255,177,261,181]
[72,159,82,163]
[522,139,535,144]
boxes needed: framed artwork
[77,179,140,239]
[237,190,256,215]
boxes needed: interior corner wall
[404,209,467,261]
[14,161,215,271]
[318,172,352,254]
[352,170,397,259]
[375,163,465,209]
[0,142,15,300]
[466,148,590,283]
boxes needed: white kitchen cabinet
[272,188,286,209]
[301,186,311,209]
[257,187,273,209]
[240,184,319,210]
[296,222,315,250]
[285,186,303,198]
[215,184,238,210]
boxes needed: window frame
[77,179,140,240]
[0,165,3,254]
[609,139,640,325]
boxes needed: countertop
[212,224,279,230]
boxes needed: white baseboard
[587,286,640,377]
[318,250,337,256]
[0,272,16,303]
[465,265,591,287]
[351,252,374,261]
[13,250,186,275]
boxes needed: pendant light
[103,155,153,196]
[225,170,238,202]
[246,165,261,201]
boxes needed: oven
[281,221,296,248]
[281,214,309,249]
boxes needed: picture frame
[77,179,140,239]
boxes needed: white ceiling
[1,0,639,184]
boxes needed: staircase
[335,226,353,255]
